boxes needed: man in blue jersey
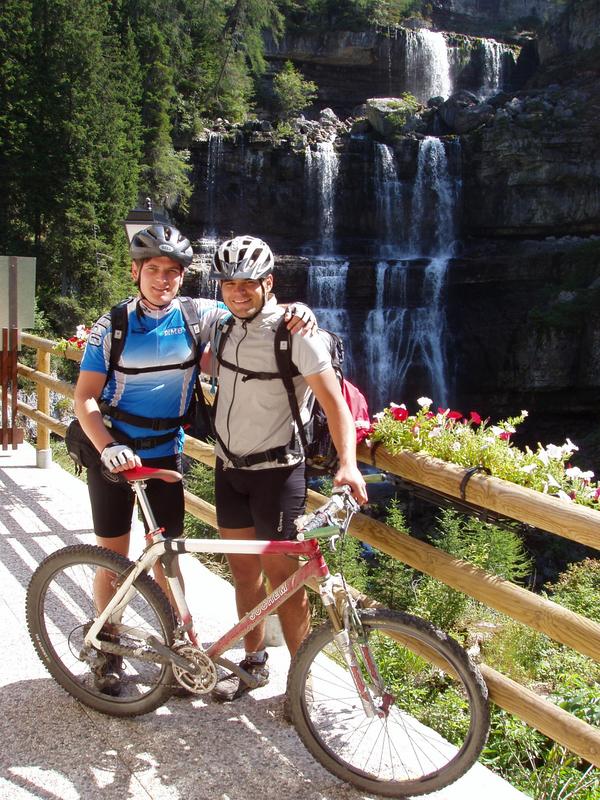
[74,224,313,695]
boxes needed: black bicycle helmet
[130,224,193,269]
[210,235,274,281]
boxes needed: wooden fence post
[35,347,52,468]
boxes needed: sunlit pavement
[0,442,528,800]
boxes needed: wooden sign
[0,255,35,449]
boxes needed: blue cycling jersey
[81,297,226,457]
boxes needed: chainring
[171,643,218,694]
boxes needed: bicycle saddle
[122,466,183,483]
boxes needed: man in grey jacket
[207,234,368,702]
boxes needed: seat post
[130,480,159,531]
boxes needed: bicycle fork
[318,575,391,719]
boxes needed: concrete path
[0,443,529,800]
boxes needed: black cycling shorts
[86,454,184,539]
[215,457,307,540]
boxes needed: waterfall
[307,259,353,373]
[405,29,452,102]
[478,39,511,97]
[202,132,223,245]
[305,140,339,255]
[375,143,404,257]
[365,137,459,410]
[365,258,449,410]
[409,136,457,257]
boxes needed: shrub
[272,61,317,119]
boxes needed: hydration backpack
[214,314,370,472]
[99,296,211,444]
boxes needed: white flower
[390,402,407,410]
[521,464,537,474]
[545,444,564,460]
[417,397,432,408]
[520,410,529,418]
[428,427,442,438]
[563,438,579,454]
[556,490,573,502]
[565,466,594,481]
[373,411,385,422]
[537,448,549,466]
[452,441,461,451]
[546,474,561,488]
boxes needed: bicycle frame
[85,479,354,685]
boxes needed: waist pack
[64,419,101,474]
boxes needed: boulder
[366,97,425,138]
[438,91,494,133]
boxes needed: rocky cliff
[184,0,600,461]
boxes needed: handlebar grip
[296,525,340,542]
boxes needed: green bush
[545,558,600,623]
[272,61,317,119]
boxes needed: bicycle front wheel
[287,608,489,797]
[27,545,177,717]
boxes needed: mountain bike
[26,466,490,797]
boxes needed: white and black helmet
[130,224,193,269]
[210,235,274,281]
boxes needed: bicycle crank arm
[214,656,263,689]
[146,636,200,672]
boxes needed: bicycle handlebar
[294,485,359,539]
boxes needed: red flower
[391,406,409,422]
[469,411,482,425]
[498,431,511,441]
[447,410,463,421]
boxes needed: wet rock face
[537,0,600,63]
[462,83,600,237]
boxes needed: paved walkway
[0,443,529,800]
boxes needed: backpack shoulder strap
[179,296,203,357]
[109,298,131,374]
[274,318,308,451]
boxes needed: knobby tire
[286,608,490,797]
[26,545,177,717]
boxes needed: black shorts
[215,457,307,540]
[87,454,184,539]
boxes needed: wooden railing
[14,333,600,768]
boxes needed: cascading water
[305,140,339,256]
[201,132,223,247]
[305,141,353,371]
[478,39,512,97]
[365,257,449,410]
[405,29,452,102]
[307,261,353,373]
[365,136,459,409]
[375,143,404,257]
[409,137,458,257]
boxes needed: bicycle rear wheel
[287,608,489,797]
[27,545,177,717]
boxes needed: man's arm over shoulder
[305,369,368,504]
